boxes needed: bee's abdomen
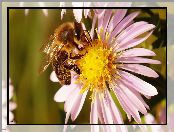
[54,64,71,85]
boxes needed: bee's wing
[39,43,64,74]
[40,35,55,54]
[39,55,51,74]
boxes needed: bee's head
[73,22,86,50]
[74,22,82,40]
[61,30,71,44]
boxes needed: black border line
[7,6,167,125]
[166,5,167,126]
[7,7,10,126]
[7,7,167,9]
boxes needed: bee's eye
[74,30,80,40]
[61,31,69,43]
[74,22,82,40]
[74,32,77,36]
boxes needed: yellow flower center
[77,39,115,95]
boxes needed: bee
[39,22,91,85]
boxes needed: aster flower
[2,79,17,131]
[52,8,160,131]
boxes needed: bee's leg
[70,64,81,74]
[75,65,81,74]
[69,53,84,59]
[64,63,81,74]
[83,30,92,44]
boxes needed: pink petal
[134,94,149,110]
[97,9,106,31]
[63,86,84,125]
[41,9,48,17]
[96,94,104,123]
[38,2,48,16]
[90,97,99,132]
[50,71,59,82]
[110,11,140,39]
[119,24,155,45]
[113,87,138,123]
[100,9,113,41]
[106,90,124,124]
[102,9,113,31]
[64,87,80,112]
[90,14,97,39]
[116,31,153,52]
[107,9,127,33]
[25,9,29,15]
[121,78,151,100]
[119,70,158,96]
[61,9,66,20]
[84,9,90,18]
[120,48,156,57]
[9,102,17,111]
[83,2,91,17]
[90,95,98,124]
[118,64,159,78]
[72,2,84,22]
[9,111,14,122]
[122,83,149,109]
[54,85,75,102]
[100,95,113,124]
[71,90,88,121]
[9,85,14,100]
[60,2,66,19]
[73,9,83,23]
[54,71,80,102]
[118,81,148,114]
[116,21,148,42]
[94,9,105,14]
[114,87,141,123]
[116,56,161,64]
[144,113,156,124]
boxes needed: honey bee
[39,22,91,85]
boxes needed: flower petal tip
[54,92,60,102]
[50,71,59,82]
[151,89,158,96]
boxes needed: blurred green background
[9,9,166,124]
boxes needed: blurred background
[9,8,166,124]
